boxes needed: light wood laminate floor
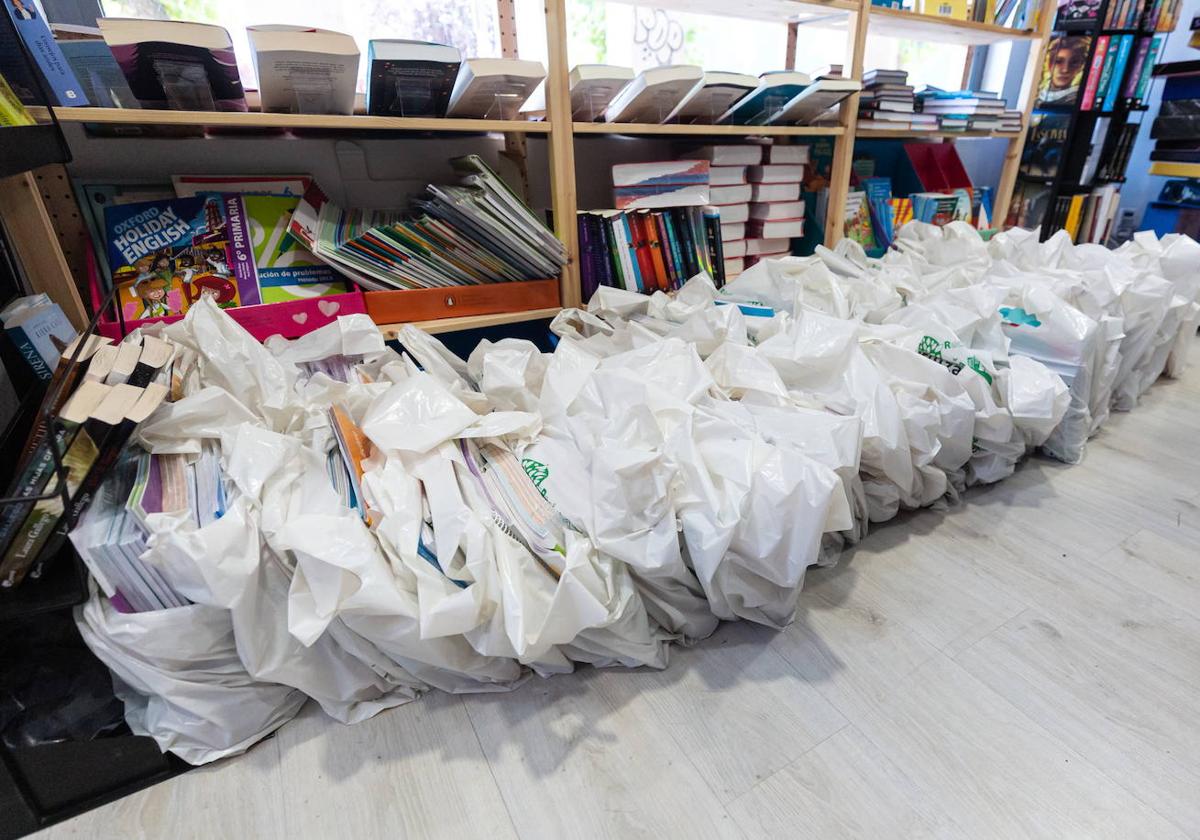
[39,339,1200,840]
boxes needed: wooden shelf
[868,6,1038,45]
[28,106,551,134]
[377,307,561,338]
[574,122,844,137]
[605,0,857,23]
[857,128,1022,139]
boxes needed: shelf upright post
[824,0,870,247]
[497,0,533,203]
[993,3,1056,227]
[543,0,581,309]
[0,172,87,329]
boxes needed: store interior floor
[37,337,1200,840]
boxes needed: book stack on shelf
[81,156,564,336]
[692,145,761,278]
[1147,61,1200,179]
[858,69,935,132]
[916,87,1007,132]
[746,147,807,267]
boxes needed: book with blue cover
[719,71,812,126]
[2,0,89,106]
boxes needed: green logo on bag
[522,458,549,497]
[965,355,993,385]
[917,335,942,361]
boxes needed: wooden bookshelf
[856,128,1024,139]
[606,0,859,23]
[7,0,1057,336]
[29,106,552,134]
[867,6,1039,45]
[574,122,844,136]
[378,307,562,338]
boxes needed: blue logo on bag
[999,306,1041,328]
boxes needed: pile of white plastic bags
[72,223,1200,764]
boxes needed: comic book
[104,194,258,322]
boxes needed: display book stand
[1013,0,1161,241]
[7,0,1059,339]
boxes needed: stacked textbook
[858,69,935,132]
[916,87,1007,132]
[746,146,806,267]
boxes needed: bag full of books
[75,587,308,765]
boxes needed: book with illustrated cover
[242,195,344,302]
[104,194,258,322]
[1038,34,1091,106]
[1021,112,1070,177]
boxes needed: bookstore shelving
[1008,0,1174,242]
[1,0,1058,337]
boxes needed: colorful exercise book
[103,194,258,322]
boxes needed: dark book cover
[1057,0,1101,25]
[1022,112,1071,178]
[109,40,246,111]
[366,57,460,117]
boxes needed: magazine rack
[0,296,187,839]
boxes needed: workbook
[103,194,259,321]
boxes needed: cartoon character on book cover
[105,194,256,321]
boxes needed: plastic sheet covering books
[64,220,1200,764]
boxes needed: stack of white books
[744,144,807,264]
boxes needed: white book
[766,78,861,125]
[720,221,745,241]
[750,182,801,202]
[722,239,747,258]
[748,164,805,183]
[569,64,635,120]
[604,64,704,123]
[447,57,545,119]
[709,165,747,186]
[691,144,764,166]
[248,25,359,115]
[745,237,792,256]
[749,218,805,238]
[710,183,752,205]
[722,256,744,277]
[765,145,810,164]
[750,199,805,220]
[715,203,749,224]
[667,70,758,123]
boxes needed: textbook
[719,70,812,125]
[3,0,88,105]
[604,65,704,123]
[248,25,359,115]
[103,194,259,322]
[57,39,139,109]
[667,70,758,123]
[242,195,343,302]
[691,144,764,166]
[569,64,634,121]
[366,39,460,117]
[98,18,247,111]
[446,57,544,119]
[0,294,76,381]
[766,78,861,125]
